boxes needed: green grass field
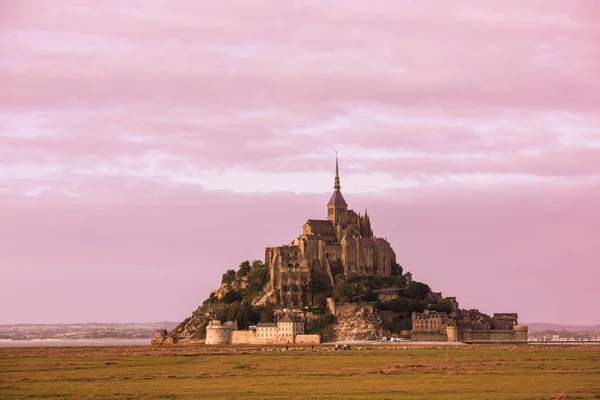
[1,344,598,399]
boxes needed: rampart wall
[411,326,528,343]
[295,334,321,344]
[231,331,259,345]
[410,332,448,342]
[459,329,525,343]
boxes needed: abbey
[265,156,397,308]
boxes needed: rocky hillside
[154,260,273,344]
[332,304,383,341]
[152,308,210,344]
[154,258,455,344]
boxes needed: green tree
[405,281,430,300]
[314,293,328,309]
[221,270,236,285]
[391,262,403,276]
[334,280,357,302]
[245,261,269,302]
[389,297,410,313]
[221,290,242,304]
[431,298,453,314]
[259,308,274,323]
[331,259,344,277]
[409,301,426,313]
[363,288,378,302]
[310,272,332,296]
[237,261,251,277]
[202,292,217,307]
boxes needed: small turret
[361,208,373,238]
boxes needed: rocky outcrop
[251,287,277,307]
[332,304,383,341]
[153,310,210,344]
[213,275,248,300]
[150,328,168,345]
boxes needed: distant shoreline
[0,339,151,347]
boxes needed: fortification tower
[513,325,529,343]
[327,153,348,226]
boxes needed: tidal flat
[0,344,598,399]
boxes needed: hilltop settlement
[154,157,528,345]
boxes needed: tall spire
[334,151,341,190]
[327,151,347,224]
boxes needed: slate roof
[327,190,347,206]
[306,219,336,237]
[257,322,277,327]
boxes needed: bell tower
[327,152,348,225]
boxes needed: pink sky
[1,1,599,325]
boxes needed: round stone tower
[446,325,459,342]
[513,325,528,343]
[205,320,232,345]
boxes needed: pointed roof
[328,152,347,206]
[327,190,347,206]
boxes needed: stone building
[412,311,449,334]
[206,314,313,345]
[255,315,305,343]
[264,156,397,308]
[492,313,519,330]
[457,309,493,330]
[255,322,278,340]
[410,309,528,343]
[277,314,305,340]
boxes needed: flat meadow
[0,344,598,399]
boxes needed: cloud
[1,180,598,324]
[1,0,599,324]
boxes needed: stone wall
[409,325,528,343]
[411,332,448,342]
[231,331,318,345]
[295,334,321,344]
[459,329,523,343]
[231,331,259,345]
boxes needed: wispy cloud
[1,0,598,324]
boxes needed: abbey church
[265,156,397,308]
